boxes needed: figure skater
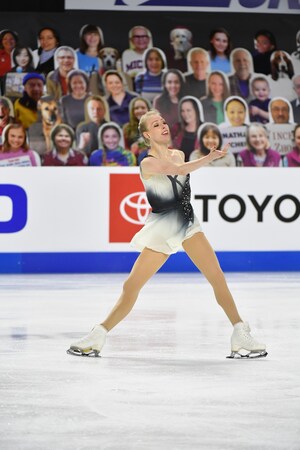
[67,109,267,360]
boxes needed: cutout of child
[89,121,136,166]
[248,75,271,124]
[0,122,41,166]
[219,96,250,155]
[190,122,236,166]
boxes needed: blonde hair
[138,109,161,147]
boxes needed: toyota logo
[120,191,151,225]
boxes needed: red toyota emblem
[109,174,151,242]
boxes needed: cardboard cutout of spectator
[122,25,153,82]
[28,95,63,155]
[32,27,60,76]
[290,74,300,124]
[219,95,250,155]
[248,75,271,124]
[184,47,210,99]
[208,28,232,74]
[266,96,295,156]
[166,27,193,72]
[268,50,295,101]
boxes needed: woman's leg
[182,232,242,325]
[101,248,169,331]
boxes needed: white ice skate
[227,321,267,359]
[67,324,107,357]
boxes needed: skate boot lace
[239,324,259,345]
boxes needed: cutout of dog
[39,96,62,151]
[28,96,62,154]
[99,47,121,72]
[271,50,294,81]
[170,27,193,60]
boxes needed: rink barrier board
[0,251,299,274]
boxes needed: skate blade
[226,350,268,359]
[67,347,101,357]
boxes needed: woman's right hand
[209,143,230,161]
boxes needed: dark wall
[0,10,298,55]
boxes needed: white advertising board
[0,167,299,253]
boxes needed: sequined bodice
[142,173,194,223]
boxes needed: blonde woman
[68,109,267,360]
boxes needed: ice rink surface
[1,272,300,450]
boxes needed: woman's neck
[169,94,179,104]
[9,147,23,152]
[185,121,197,132]
[112,91,125,104]
[72,92,87,100]
[212,93,222,101]
[57,146,70,155]
[86,47,98,57]
[148,143,169,159]
[254,148,266,157]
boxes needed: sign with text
[266,123,295,155]
[220,126,247,154]
[66,0,300,14]
[0,167,299,252]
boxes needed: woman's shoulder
[169,148,185,161]
[29,149,42,166]
[238,148,249,156]
[268,148,281,158]
[126,90,138,100]
[134,70,145,80]
[89,149,103,163]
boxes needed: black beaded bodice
[147,174,194,223]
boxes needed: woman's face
[1,32,17,53]
[202,129,220,150]
[165,72,181,97]
[131,27,150,52]
[39,29,58,51]
[226,100,246,127]
[105,74,124,96]
[8,127,25,150]
[133,100,149,120]
[210,32,229,55]
[248,126,268,152]
[54,129,72,149]
[254,35,274,54]
[145,114,170,145]
[84,31,101,48]
[15,48,30,68]
[102,128,120,150]
[70,74,87,96]
[57,50,75,71]
[209,74,224,98]
[294,127,300,150]
[181,101,197,124]
[146,51,163,74]
[0,103,10,125]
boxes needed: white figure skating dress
[131,168,202,255]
